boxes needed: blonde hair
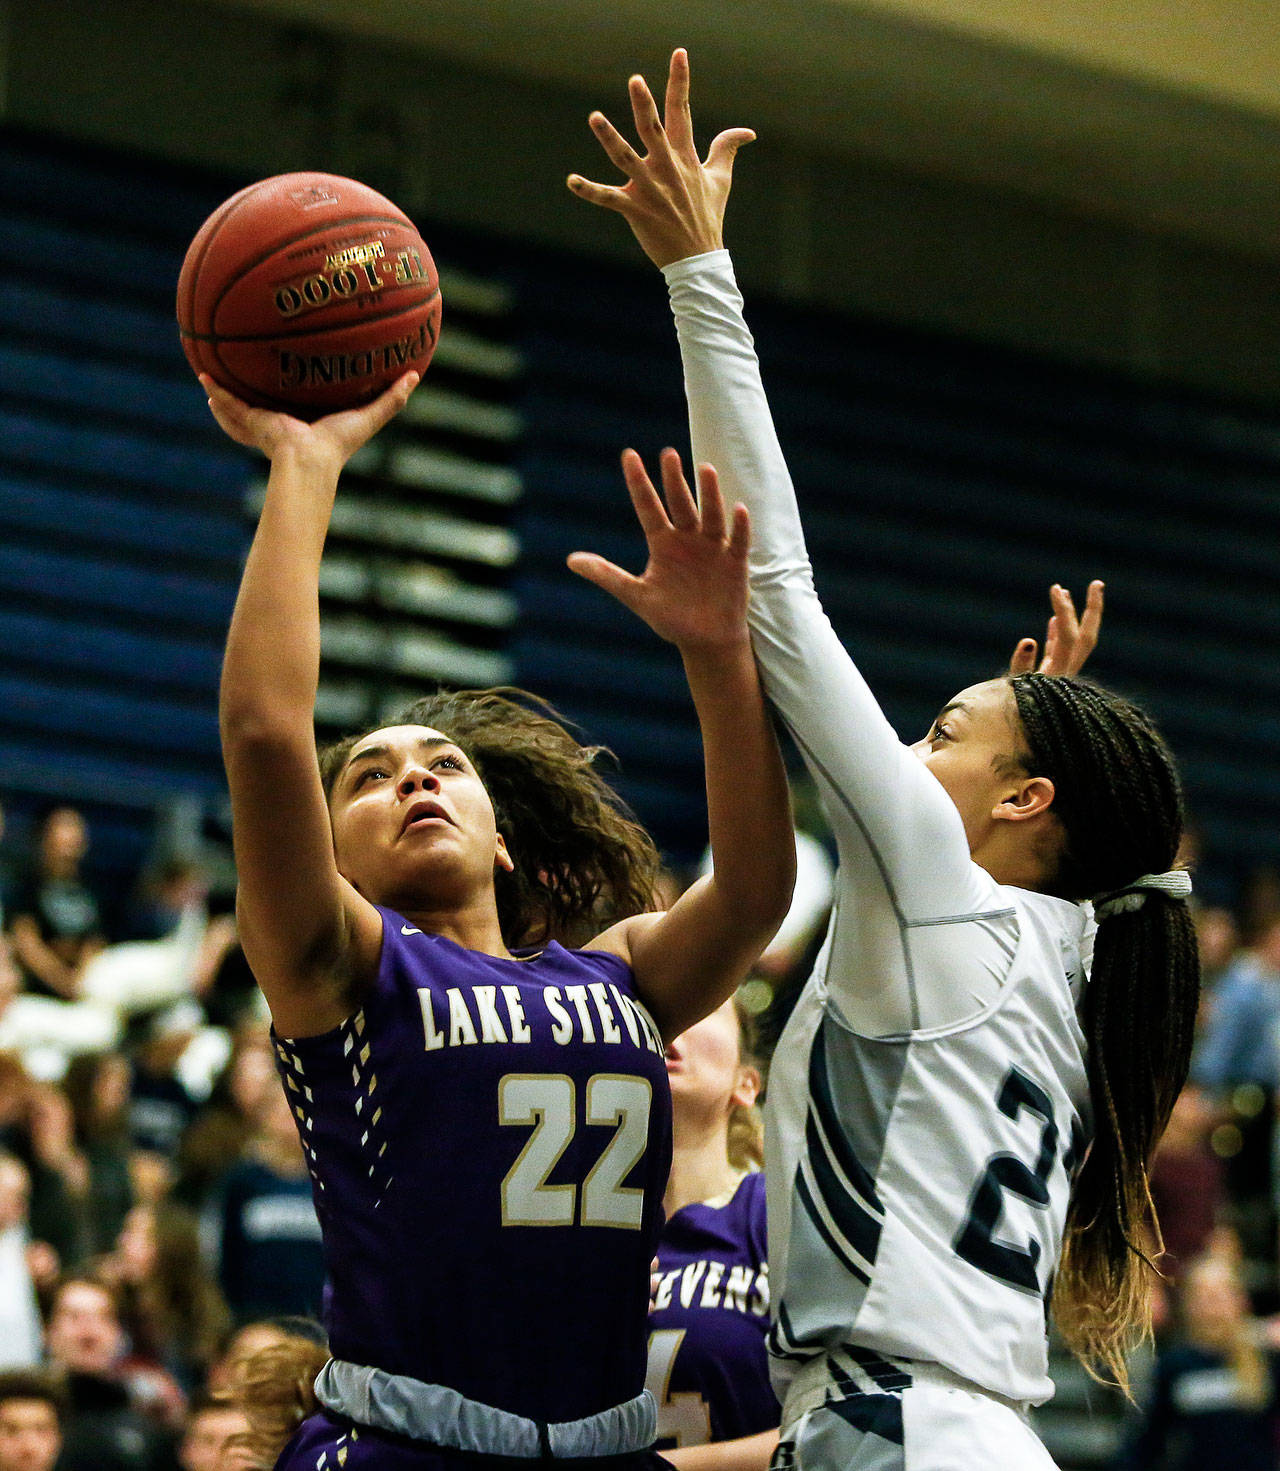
[226,1336,328,1468]
[726,997,764,1172]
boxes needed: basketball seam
[210,213,427,335]
[180,181,263,335]
[180,287,441,345]
[205,296,440,414]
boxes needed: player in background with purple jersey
[649,997,780,1471]
[204,365,796,1470]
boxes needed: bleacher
[514,234,1280,871]
[3,124,1280,887]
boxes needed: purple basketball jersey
[647,1170,779,1444]
[271,906,673,1424]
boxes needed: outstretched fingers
[620,448,675,538]
[1018,579,1105,677]
[690,460,729,541]
[663,48,695,155]
[565,172,631,212]
[589,109,646,179]
[728,500,751,558]
[705,126,757,174]
[658,448,701,532]
[1078,578,1105,653]
[565,549,644,611]
[629,72,675,166]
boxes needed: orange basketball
[177,171,441,418]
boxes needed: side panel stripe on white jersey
[808,1027,885,1213]
[795,1166,873,1286]
[769,1300,821,1361]
[844,1347,913,1392]
[804,1113,882,1264]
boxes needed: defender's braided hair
[319,687,660,949]
[1010,673,1200,1388]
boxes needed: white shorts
[774,1361,1058,1471]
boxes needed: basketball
[176,171,442,418]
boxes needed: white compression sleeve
[663,251,1009,1032]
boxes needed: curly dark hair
[318,687,660,949]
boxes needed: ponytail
[1053,890,1199,1387]
[1010,674,1201,1389]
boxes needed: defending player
[206,368,795,1467]
[573,53,1200,1469]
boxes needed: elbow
[759,870,797,945]
[731,860,796,952]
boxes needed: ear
[992,775,1055,825]
[731,1064,761,1112]
[494,833,515,875]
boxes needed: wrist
[661,247,733,282]
[652,232,724,271]
[268,436,344,480]
[679,633,753,675]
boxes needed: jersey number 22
[499,1072,652,1230]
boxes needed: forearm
[662,1430,779,1471]
[217,443,355,998]
[9,919,78,998]
[663,253,977,914]
[682,638,794,944]
[219,445,340,741]
[665,252,809,585]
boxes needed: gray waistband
[314,1358,657,1459]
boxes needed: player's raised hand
[567,48,755,269]
[1009,580,1104,677]
[201,371,419,469]
[568,448,750,654]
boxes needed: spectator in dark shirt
[217,1082,324,1324]
[43,1276,177,1471]
[1117,1253,1280,1471]
[128,1007,200,1160]
[61,1052,134,1257]
[8,809,103,1002]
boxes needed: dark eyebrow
[344,736,457,778]
[932,700,968,727]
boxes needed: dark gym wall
[6,0,1280,405]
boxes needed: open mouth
[401,800,451,834]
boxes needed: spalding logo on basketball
[177,171,442,418]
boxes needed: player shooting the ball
[202,359,795,1470]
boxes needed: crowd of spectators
[6,790,1280,1468]
[0,799,327,1471]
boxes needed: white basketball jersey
[764,887,1091,1407]
[664,251,1095,1410]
